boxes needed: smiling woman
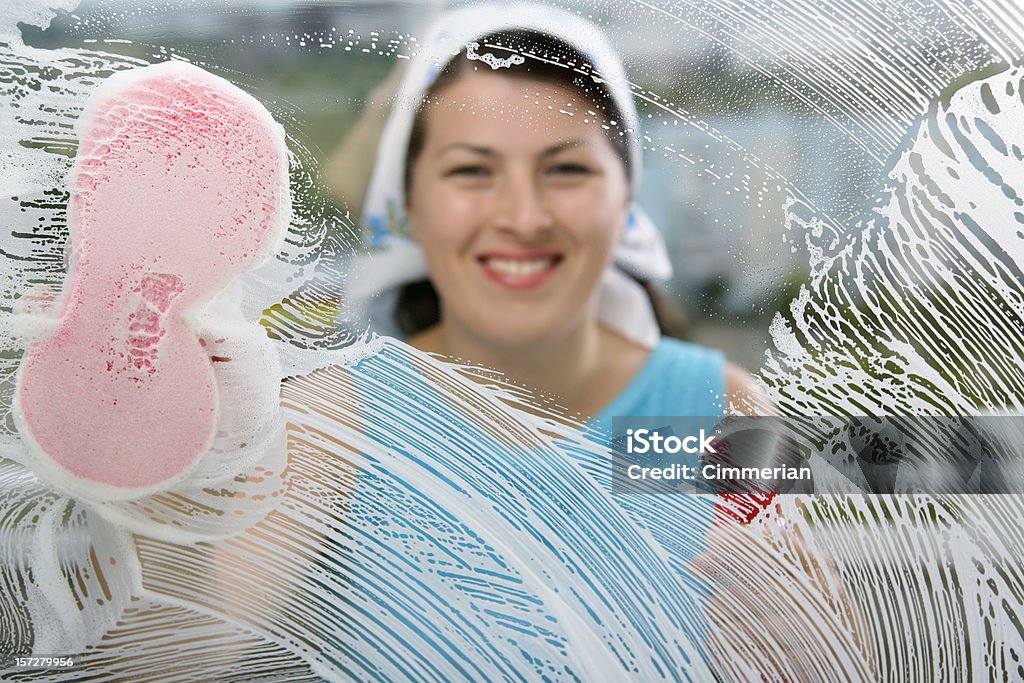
[343,5,767,424]
[406,65,636,416]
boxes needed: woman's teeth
[485,258,554,276]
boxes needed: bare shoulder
[724,362,774,416]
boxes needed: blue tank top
[335,337,725,677]
[590,336,727,434]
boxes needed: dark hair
[395,29,689,340]
[403,29,632,198]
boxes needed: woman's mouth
[478,254,562,289]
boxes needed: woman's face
[406,68,630,350]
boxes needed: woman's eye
[548,163,591,175]
[448,165,491,177]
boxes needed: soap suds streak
[759,68,1024,679]
[130,347,852,682]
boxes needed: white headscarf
[350,3,672,348]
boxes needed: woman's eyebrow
[541,140,584,156]
[435,140,586,158]
[435,142,496,157]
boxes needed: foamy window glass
[1,2,1023,680]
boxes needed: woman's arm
[708,363,876,679]
[322,63,407,217]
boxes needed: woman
[328,13,871,676]
[332,6,867,678]
[342,3,767,428]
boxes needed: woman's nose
[493,171,554,239]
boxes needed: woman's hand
[726,362,775,416]
[693,500,876,682]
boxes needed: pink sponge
[15,61,289,499]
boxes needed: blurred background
[20,0,1000,370]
